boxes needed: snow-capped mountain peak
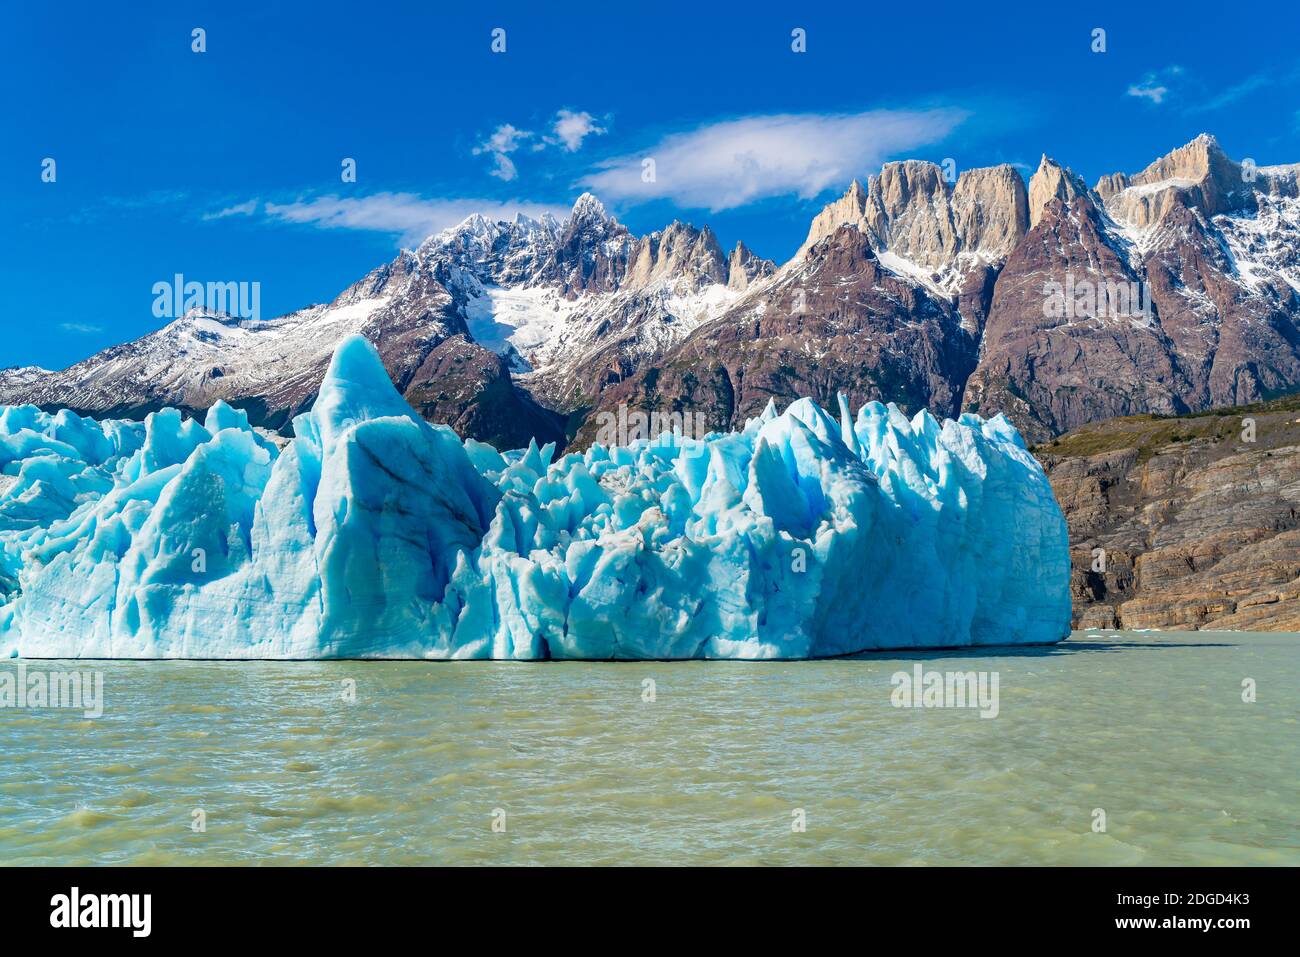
[10,134,1300,456]
[569,191,610,223]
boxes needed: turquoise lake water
[1,631,1296,865]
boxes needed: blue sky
[3,0,1299,370]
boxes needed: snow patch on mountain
[463,285,583,371]
[1216,194,1300,296]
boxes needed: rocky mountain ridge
[586,133,1300,447]
[1,193,774,448]
[5,134,1300,461]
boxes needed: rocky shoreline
[1035,394,1300,631]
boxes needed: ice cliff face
[0,336,1070,659]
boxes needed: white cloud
[474,110,608,179]
[1127,80,1168,105]
[480,124,532,154]
[580,108,969,211]
[549,110,607,152]
[261,193,570,246]
[203,199,259,220]
[58,322,103,334]
[485,153,519,181]
[473,124,533,181]
[1127,66,1185,106]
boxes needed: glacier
[0,335,1071,659]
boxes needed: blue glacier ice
[0,336,1071,659]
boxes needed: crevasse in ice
[0,336,1071,658]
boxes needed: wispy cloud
[580,108,968,211]
[58,322,103,334]
[474,108,609,179]
[472,124,533,182]
[1186,68,1289,114]
[203,199,259,220]
[1127,66,1184,106]
[1126,62,1300,116]
[259,193,570,246]
[1127,79,1169,104]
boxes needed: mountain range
[5,133,1300,452]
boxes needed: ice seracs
[0,336,1071,659]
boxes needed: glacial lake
[1,631,1296,866]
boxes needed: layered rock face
[965,135,1300,442]
[573,225,979,447]
[584,136,1299,456]
[727,241,774,291]
[400,337,566,450]
[609,135,1300,454]
[578,160,1032,442]
[1027,155,1089,228]
[1097,132,1275,225]
[960,184,1180,439]
[798,161,1028,285]
[624,222,727,291]
[1035,395,1300,631]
